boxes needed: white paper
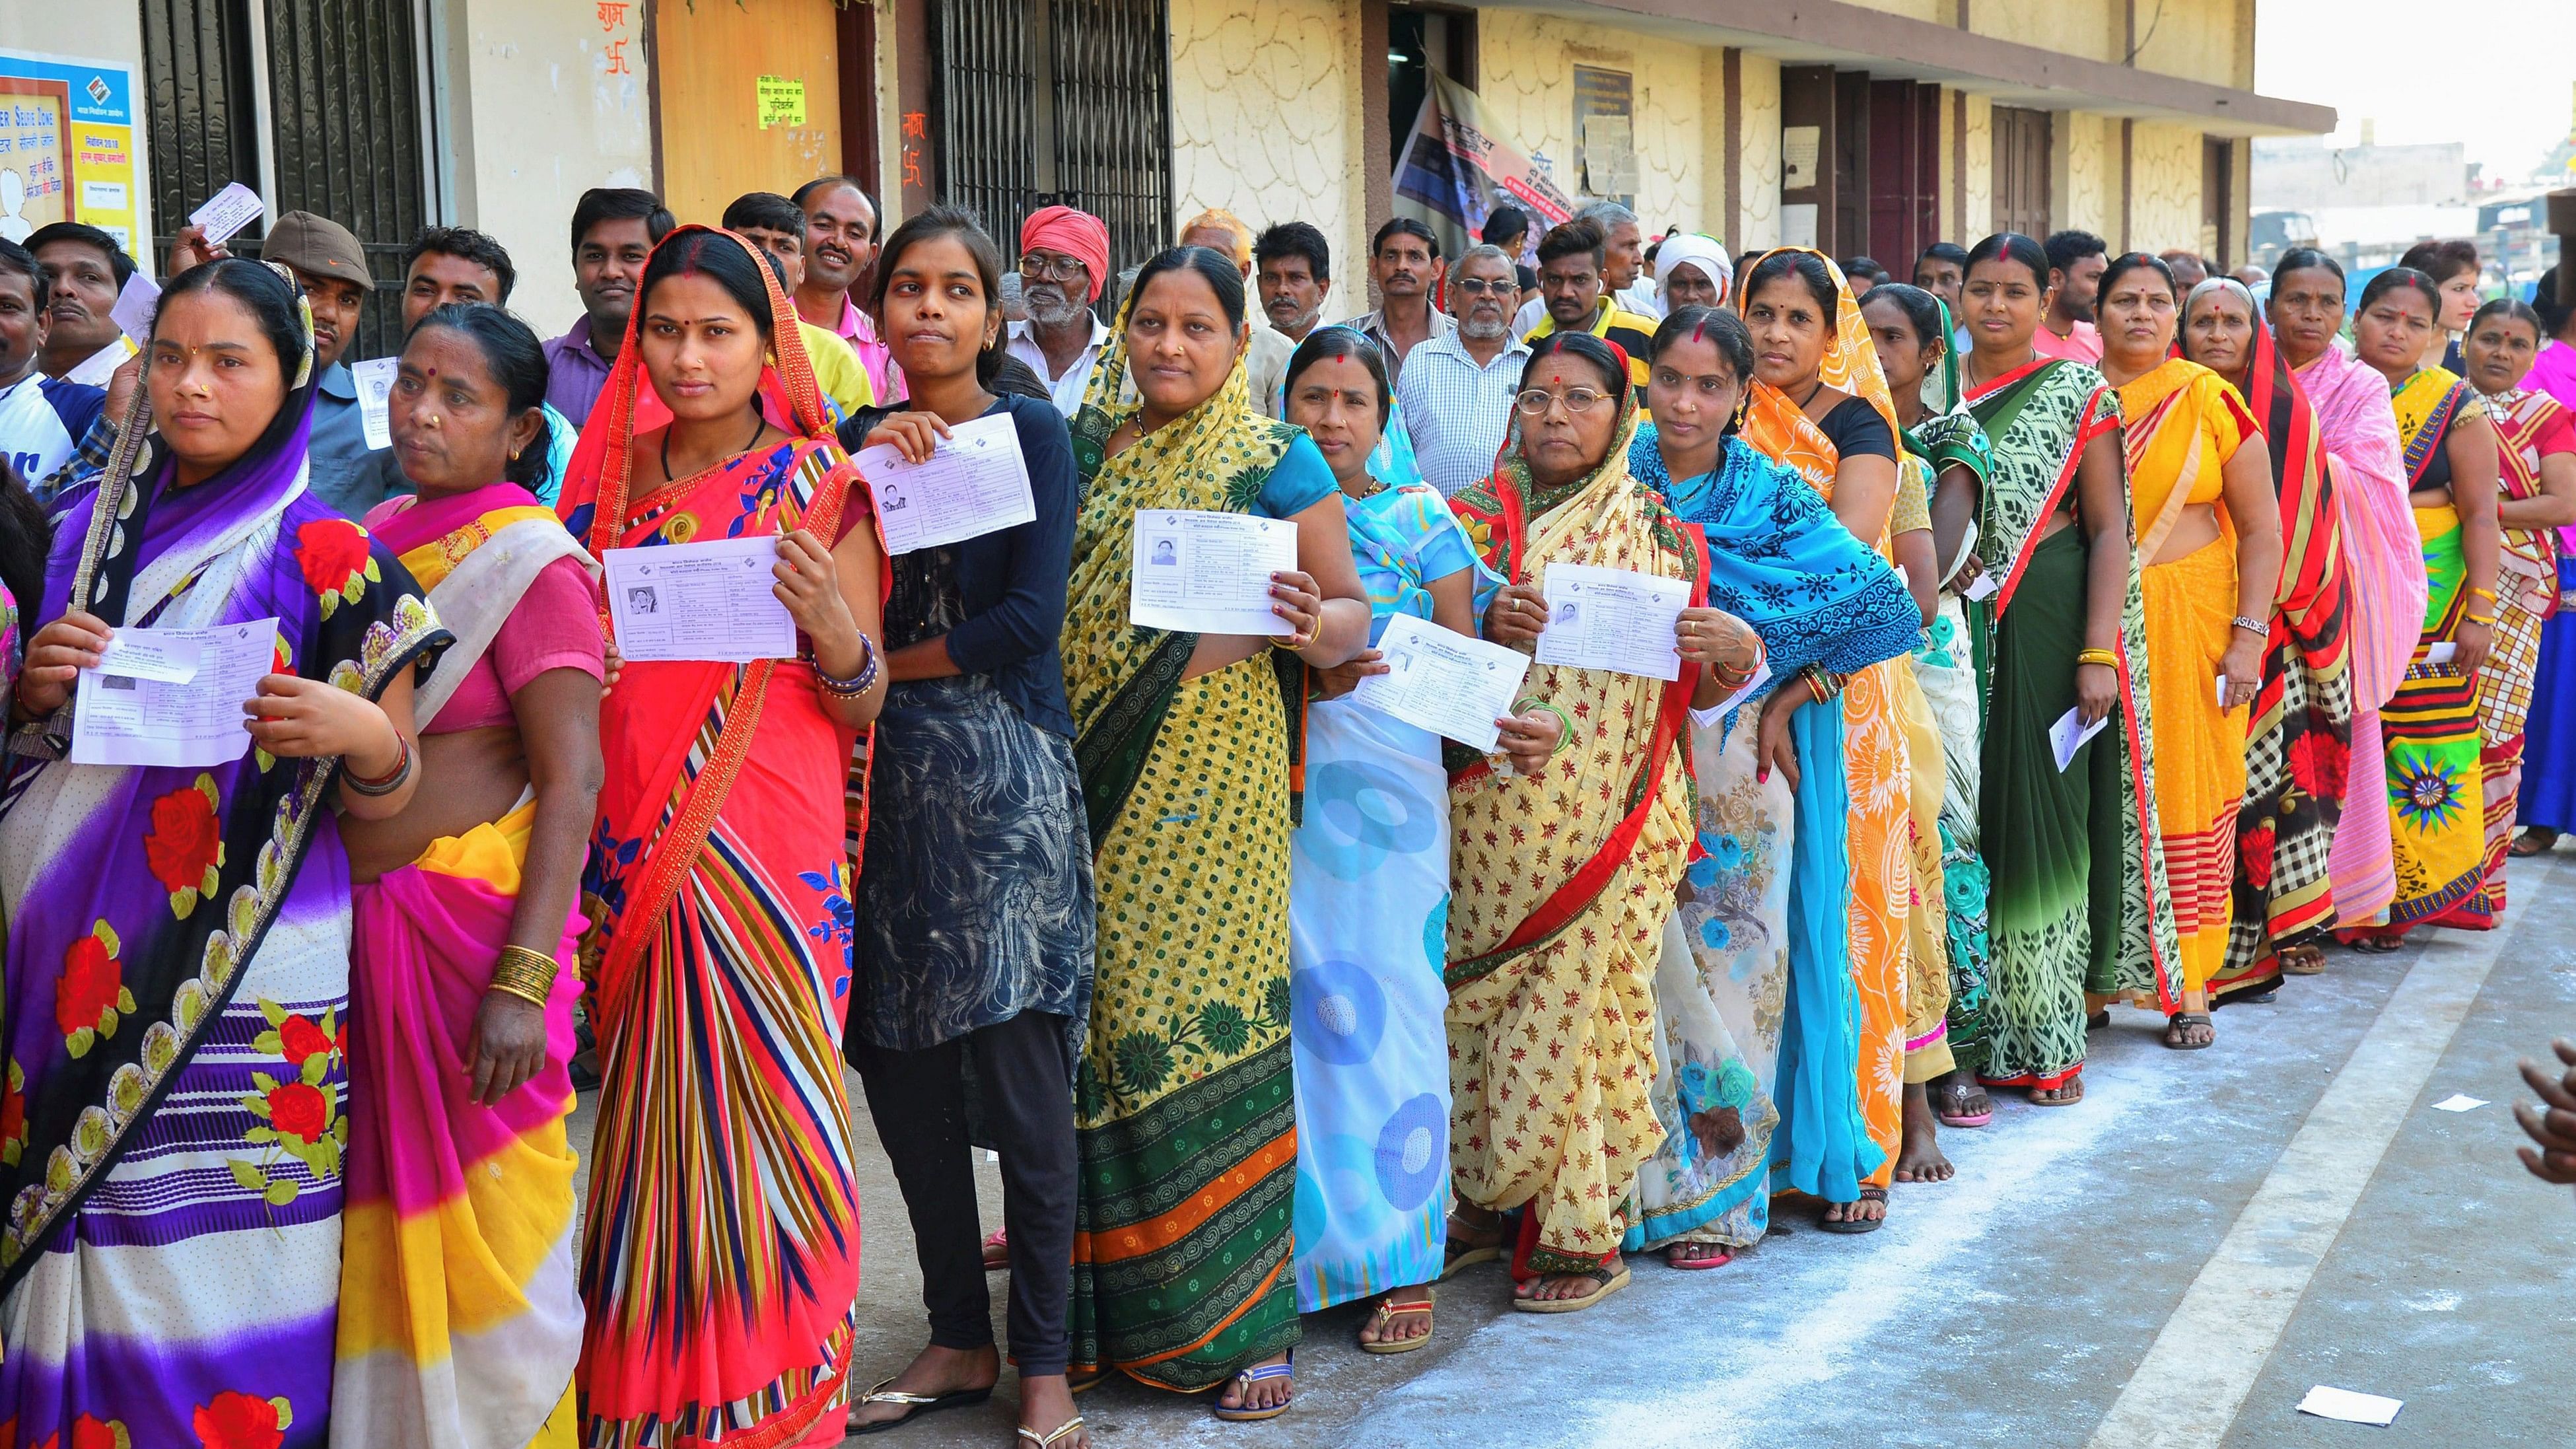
[1350,614,1532,752]
[1531,563,1689,681]
[2430,1094,2487,1113]
[96,629,202,684]
[602,536,798,664]
[857,413,1037,555]
[70,619,277,768]
[2217,672,2233,707]
[1128,510,1298,637]
[2050,707,2110,773]
[2423,641,2456,666]
[1961,570,2000,603]
[2295,1386,2402,1427]
[110,272,160,345]
[65,341,125,388]
[351,357,399,451]
[189,182,266,246]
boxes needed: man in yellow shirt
[1522,217,1656,399]
[722,192,878,417]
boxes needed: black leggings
[849,1012,1076,1376]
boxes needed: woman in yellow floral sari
[1734,248,1910,1228]
[2096,254,2283,1047]
[1058,247,1370,1421]
[1448,329,1761,1306]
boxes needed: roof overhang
[1468,0,2336,137]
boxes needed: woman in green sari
[1955,234,2178,1104]
[1059,247,1371,1419]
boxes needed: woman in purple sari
[0,258,446,1448]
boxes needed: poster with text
[0,51,139,268]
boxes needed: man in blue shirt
[0,238,105,501]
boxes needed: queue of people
[0,174,2571,1449]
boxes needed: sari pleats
[2375,507,2488,929]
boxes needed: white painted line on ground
[2083,857,2559,1449]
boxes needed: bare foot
[1821,1188,1889,1226]
[1018,1374,1090,1448]
[2029,1075,2085,1106]
[1357,1285,1434,1347]
[1894,1082,1954,1183]
[1213,1352,1292,1417]
[846,1342,998,1432]
[1663,1240,1733,1268]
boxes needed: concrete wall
[1961,91,1993,242]
[2128,120,2205,253]
[1735,52,1783,249]
[440,0,654,336]
[2054,108,2114,242]
[1474,13,1712,232]
[1167,0,1371,292]
[1968,0,2120,67]
[0,3,153,268]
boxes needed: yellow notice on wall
[755,75,806,130]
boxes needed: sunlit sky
[2255,0,2575,180]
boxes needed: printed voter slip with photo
[1531,562,1690,681]
[72,619,280,768]
[1350,613,1531,751]
[855,412,1037,555]
[602,536,798,664]
[1128,509,1298,637]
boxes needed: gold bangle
[2468,586,2498,601]
[489,944,559,1007]
[2462,612,2495,627]
[2077,647,2121,670]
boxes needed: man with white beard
[1003,205,1114,419]
[1395,244,1531,497]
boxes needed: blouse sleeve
[1258,433,1342,517]
[2537,407,2576,458]
[490,555,608,694]
[2204,373,2260,462]
[1819,396,1898,462]
[1889,456,1933,535]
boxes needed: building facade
[1,0,2326,345]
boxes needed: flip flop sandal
[2348,936,2407,954]
[2163,1012,2215,1051]
[982,1226,1010,1272]
[2511,830,2558,857]
[2280,947,2328,974]
[1439,1232,1503,1281]
[848,1378,994,1436]
[1017,1416,1086,1449]
[1932,1082,1992,1129]
[1510,1263,1632,1314]
[1818,1186,1888,1234]
[1358,1294,1435,1353]
[1210,1352,1294,1421]
[1664,1242,1734,1271]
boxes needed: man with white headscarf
[1652,234,1733,313]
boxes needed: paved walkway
[571,854,2576,1447]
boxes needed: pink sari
[2298,343,2426,925]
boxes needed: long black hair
[157,257,308,384]
[1128,246,1247,330]
[1742,249,1840,324]
[1965,232,2051,291]
[2358,265,2441,318]
[1282,325,1393,424]
[0,459,48,616]
[1858,281,1947,353]
[869,203,1009,389]
[406,303,553,489]
[637,230,776,343]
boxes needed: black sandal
[1819,1185,1888,1234]
[2163,1012,2215,1050]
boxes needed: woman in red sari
[555,225,889,1448]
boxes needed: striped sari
[558,228,869,1449]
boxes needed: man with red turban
[1008,204,1115,417]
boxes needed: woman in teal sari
[1624,305,1920,1263]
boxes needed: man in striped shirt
[1397,244,1531,497]
[1522,218,1656,400]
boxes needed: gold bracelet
[2077,647,2121,670]
[2468,586,2497,602]
[2462,612,2496,627]
[489,944,559,1008]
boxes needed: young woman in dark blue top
[835,207,1096,1449]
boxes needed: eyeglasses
[1515,387,1611,415]
[1453,277,1512,296]
[1019,253,1090,284]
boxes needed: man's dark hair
[1842,255,1890,284]
[724,192,808,242]
[1916,241,1970,271]
[1253,222,1331,285]
[1371,217,1439,260]
[0,237,48,312]
[24,222,135,290]
[1536,219,1607,271]
[790,174,877,215]
[405,226,517,302]
[2042,229,2107,273]
[1483,205,1531,249]
[569,187,674,258]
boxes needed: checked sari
[1444,386,1708,1274]
[557,227,871,1449]
[1061,304,1310,1390]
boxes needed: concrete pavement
[569,854,2576,1448]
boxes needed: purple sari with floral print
[0,353,444,1449]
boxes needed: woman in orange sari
[2095,255,2283,1048]
[556,226,889,1448]
[1733,248,1908,1228]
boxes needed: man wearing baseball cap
[259,210,398,518]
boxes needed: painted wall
[445,0,655,336]
[2056,109,2114,242]
[1969,0,2120,66]
[1167,0,1370,300]
[1473,13,1712,234]
[0,3,153,267]
[2128,120,2205,253]
[2132,0,2246,89]
[1737,52,1783,249]
[1961,92,1993,242]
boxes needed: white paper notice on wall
[1782,125,1823,189]
[1581,115,1638,197]
[1781,203,1821,250]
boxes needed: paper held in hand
[1128,509,1298,637]
[1349,614,1532,751]
[188,182,267,246]
[602,536,798,664]
[1531,563,1689,681]
[856,412,1037,555]
[2050,707,2110,773]
[72,619,280,768]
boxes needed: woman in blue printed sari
[1276,328,1554,1354]
[1623,306,1921,1264]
